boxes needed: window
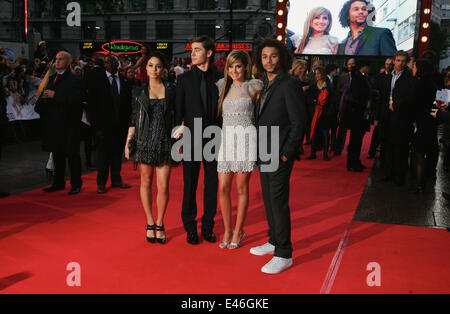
[196,20,216,39]
[106,21,121,40]
[225,20,246,40]
[130,20,147,39]
[261,0,271,10]
[82,21,96,40]
[198,0,218,10]
[226,0,248,9]
[157,0,174,10]
[129,0,147,11]
[155,20,173,40]
[397,15,415,43]
[50,22,61,40]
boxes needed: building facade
[0,0,276,60]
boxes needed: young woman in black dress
[125,51,176,244]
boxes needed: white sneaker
[261,257,293,274]
[249,242,275,256]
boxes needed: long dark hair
[253,39,293,75]
[414,58,433,80]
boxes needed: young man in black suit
[86,54,132,194]
[378,51,414,185]
[250,39,307,274]
[174,35,223,245]
[35,51,83,195]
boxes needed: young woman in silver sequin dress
[216,50,263,250]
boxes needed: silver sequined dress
[216,78,263,173]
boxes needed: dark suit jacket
[338,26,397,56]
[256,72,307,162]
[175,66,223,130]
[86,71,132,141]
[383,69,415,144]
[35,69,82,154]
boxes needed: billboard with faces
[286,0,420,56]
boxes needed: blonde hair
[296,7,333,54]
[290,58,308,76]
[217,50,252,116]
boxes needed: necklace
[231,82,245,88]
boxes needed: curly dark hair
[339,0,374,28]
[253,39,293,74]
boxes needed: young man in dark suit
[86,54,132,194]
[250,39,307,274]
[174,35,223,245]
[337,0,397,56]
[35,51,83,195]
[378,51,414,185]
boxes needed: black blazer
[385,69,415,143]
[35,69,82,153]
[175,66,223,130]
[337,26,397,56]
[130,81,176,144]
[256,72,307,162]
[86,71,132,137]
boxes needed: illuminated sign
[25,0,28,36]
[157,43,169,50]
[185,42,252,51]
[102,41,143,55]
[82,42,93,49]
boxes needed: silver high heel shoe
[219,231,233,249]
[227,230,245,250]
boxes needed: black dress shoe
[202,230,217,243]
[0,192,10,198]
[111,182,131,189]
[43,185,65,192]
[186,231,199,245]
[68,187,81,195]
[97,185,106,194]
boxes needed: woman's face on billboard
[311,14,330,34]
[349,1,369,25]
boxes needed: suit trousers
[386,141,410,182]
[181,159,218,233]
[260,159,294,259]
[347,126,366,167]
[53,151,82,188]
[96,133,126,186]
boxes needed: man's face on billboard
[349,1,369,26]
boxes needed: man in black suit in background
[87,54,132,194]
[35,51,83,195]
[378,51,414,185]
[250,39,307,274]
[334,58,356,155]
[368,57,393,160]
[174,35,223,245]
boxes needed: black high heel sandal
[146,224,156,243]
[156,225,166,244]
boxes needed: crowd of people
[1,33,450,275]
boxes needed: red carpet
[1,132,449,293]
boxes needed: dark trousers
[181,159,218,233]
[53,151,82,188]
[369,125,380,155]
[386,141,410,182]
[260,159,294,259]
[335,124,347,154]
[347,126,366,167]
[96,134,125,186]
[80,123,93,166]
